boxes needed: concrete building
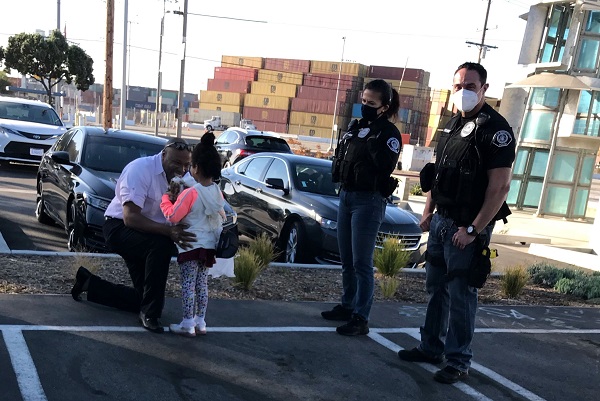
[502,0,600,219]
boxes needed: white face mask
[451,88,481,113]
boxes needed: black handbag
[216,225,239,259]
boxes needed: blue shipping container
[352,103,362,118]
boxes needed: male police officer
[398,62,515,383]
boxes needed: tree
[1,30,94,105]
[0,71,10,94]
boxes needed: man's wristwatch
[466,224,478,236]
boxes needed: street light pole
[328,36,346,153]
[155,0,166,136]
[119,0,128,130]
[175,0,188,138]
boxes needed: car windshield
[83,136,165,173]
[246,136,290,151]
[294,163,340,196]
[0,100,63,127]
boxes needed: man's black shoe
[398,347,444,364]
[433,366,469,384]
[336,315,369,336]
[71,266,92,301]
[139,312,164,333]
[321,305,353,321]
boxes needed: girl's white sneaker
[195,323,207,335]
[169,323,196,337]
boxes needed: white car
[0,96,67,164]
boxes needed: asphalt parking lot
[0,295,598,401]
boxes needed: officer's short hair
[455,62,487,85]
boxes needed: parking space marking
[405,330,549,401]
[4,324,598,401]
[3,329,47,401]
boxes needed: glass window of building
[575,11,600,72]
[521,88,560,142]
[575,91,600,136]
[539,4,572,63]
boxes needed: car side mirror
[50,150,74,166]
[266,178,289,194]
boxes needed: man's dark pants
[86,218,176,318]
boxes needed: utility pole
[57,0,60,31]
[103,0,114,130]
[155,0,166,136]
[175,0,189,138]
[328,36,346,153]
[119,0,128,130]
[465,0,497,63]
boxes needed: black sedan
[219,152,423,265]
[215,128,292,168]
[35,126,236,252]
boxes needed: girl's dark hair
[191,132,221,180]
[364,79,400,121]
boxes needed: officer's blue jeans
[418,213,493,372]
[337,189,386,321]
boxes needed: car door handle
[234,180,241,185]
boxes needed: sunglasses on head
[164,141,193,151]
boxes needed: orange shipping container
[199,90,244,105]
[310,60,367,77]
[198,102,241,113]
[244,94,290,110]
[289,111,347,128]
[221,55,264,69]
[257,69,303,85]
[264,58,311,73]
[207,79,251,93]
[251,81,297,98]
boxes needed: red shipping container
[243,106,289,124]
[401,133,411,145]
[214,66,257,81]
[367,66,426,83]
[400,95,415,109]
[253,120,288,132]
[264,58,311,73]
[296,86,348,102]
[291,98,351,117]
[207,79,251,93]
[303,73,362,91]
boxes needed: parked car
[215,127,292,168]
[0,96,67,165]
[36,126,237,252]
[219,152,423,265]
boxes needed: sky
[1,0,541,99]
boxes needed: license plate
[30,148,44,156]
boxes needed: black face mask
[361,104,382,122]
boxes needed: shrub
[379,276,399,299]
[71,253,102,275]
[554,275,600,300]
[501,266,528,298]
[374,237,411,278]
[248,232,278,267]
[233,248,266,291]
[409,183,423,196]
[527,263,583,287]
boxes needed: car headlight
[83,192,112,210]
[315,214,337,230]
[0,126,19,137]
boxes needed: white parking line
[3,329,47,401]
[3,324,595,401]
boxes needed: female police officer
[321,79,402,336]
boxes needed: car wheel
[282,221,313,264]
[67,201,85,252]
[35,183,54,225]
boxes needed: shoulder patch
[387,137,400,153]
[358,128,370,138]
[492,130,512,147]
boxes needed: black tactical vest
[333,123,380,191]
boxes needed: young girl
[160,132,225,337]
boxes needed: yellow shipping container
[199,90,244,105]
[398,87,418,97]
[251,81,297,98]
[428,114,440,127]
[198,102,241,113]
[288,125,333,139]
[257,69,303,85]
[221,55,263,69]
[289,111,347,128]
[244,94,290,110]
[364,78,420,90]
[310,60,367,77]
